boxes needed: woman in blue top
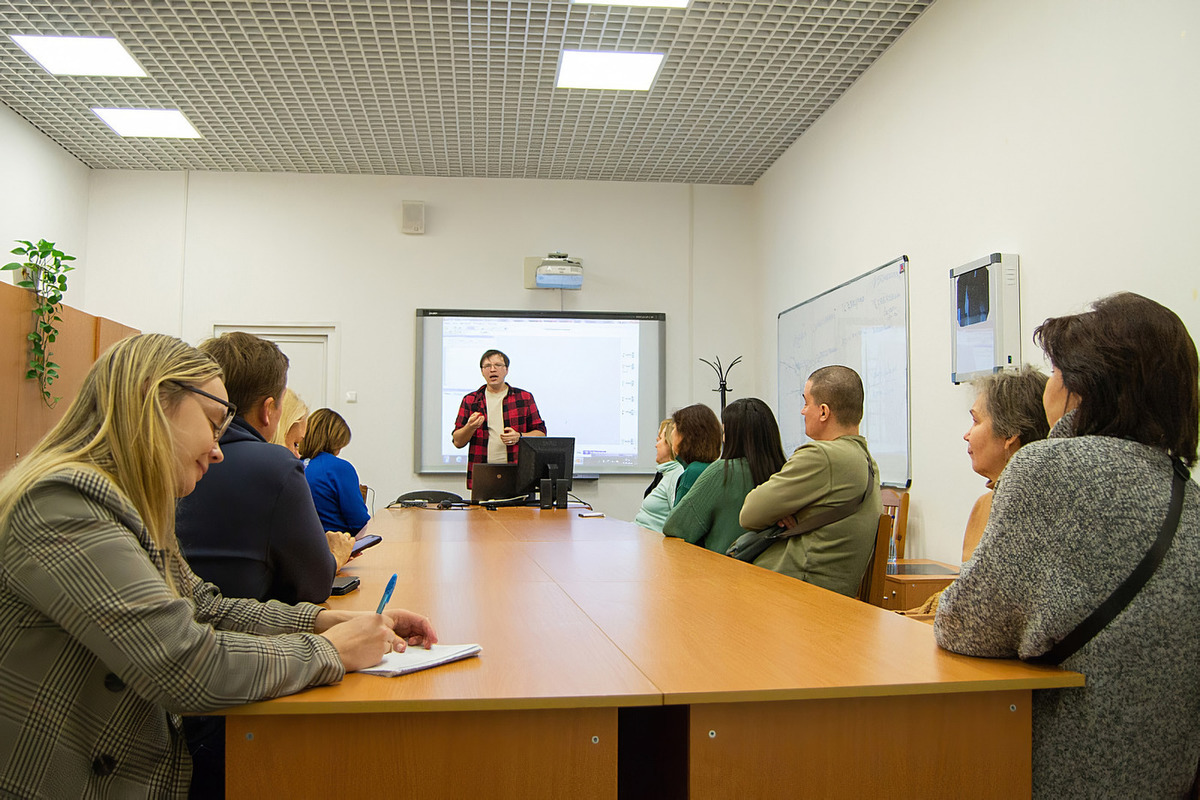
[300,409,371,534]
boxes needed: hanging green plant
[3,239,76,408]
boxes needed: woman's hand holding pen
[316,609,439,671]
[320,613,401,671]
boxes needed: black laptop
[471,463,520,503]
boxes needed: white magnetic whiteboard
[777,256,910,487]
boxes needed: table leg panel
[226,707,618,799]
[687,690,1031,800]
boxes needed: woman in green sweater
[669,403,724,503]
[664,398,786,555]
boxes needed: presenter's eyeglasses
[174,382,237,441]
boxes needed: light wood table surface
[223,505,1082,799]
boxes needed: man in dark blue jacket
[175,331,345,797]
[176,332,338,605]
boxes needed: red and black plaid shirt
[454,384,546,486]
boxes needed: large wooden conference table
[222,506,1082,799]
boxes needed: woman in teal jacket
[664,398,786,555]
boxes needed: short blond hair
[269,388,309,447]
[657,419,677,460]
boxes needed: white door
[212,324,337,411]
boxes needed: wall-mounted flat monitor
[950,253,1021,384]
[415,309,665,477]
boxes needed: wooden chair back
[857,513,893,607]
[880,488,909,560]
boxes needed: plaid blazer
[0,468,343,798]
[454,384,546,487]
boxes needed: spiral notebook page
[358,643,482,677]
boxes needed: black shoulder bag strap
[1029,458,1190,666]
[772,442,876,541]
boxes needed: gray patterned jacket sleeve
[0,468,344,796]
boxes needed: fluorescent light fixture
[92,108,201,138]
[10,35,146,77]
[572,1,689,6]
[557,50,665,91]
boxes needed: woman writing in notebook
[0,334,436,797]
[935,293,1200,798]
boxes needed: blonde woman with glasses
[0,334,436,797]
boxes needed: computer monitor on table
[515,437,575,508]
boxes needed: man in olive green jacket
[740,366,881,597]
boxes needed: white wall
[0,104,90,296]
[754,0,1200,562]
[83,170,760,514]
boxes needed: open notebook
[358,643,482,677]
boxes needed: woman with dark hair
[935,292,1200,798]
[663,398,787,555]
[669,403,724,503]
[301,408,371,534]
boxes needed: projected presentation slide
[439,316,640,464]
[416,310,665,475]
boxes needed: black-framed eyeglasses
[175,382,237,441]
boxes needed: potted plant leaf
[3,239,76,408]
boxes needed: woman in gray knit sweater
[935,292,1200,798]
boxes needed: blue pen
[376,573,397,614]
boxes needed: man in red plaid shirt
[453,349,546,487]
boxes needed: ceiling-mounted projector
[524,252,583,290]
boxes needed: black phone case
[330,576,360,595]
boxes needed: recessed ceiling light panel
[557,51,665,91]
[572,1,690,7]
[10,35,146,77]
[92,108,201,138]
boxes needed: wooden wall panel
[0,283,29,472]
[14,303,96,458]
[95,316,139,357]
[1,281,140,476]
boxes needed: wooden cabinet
[879,559,959,611]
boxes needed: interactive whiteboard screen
[416,309,665,476]
[776,257,910,487]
